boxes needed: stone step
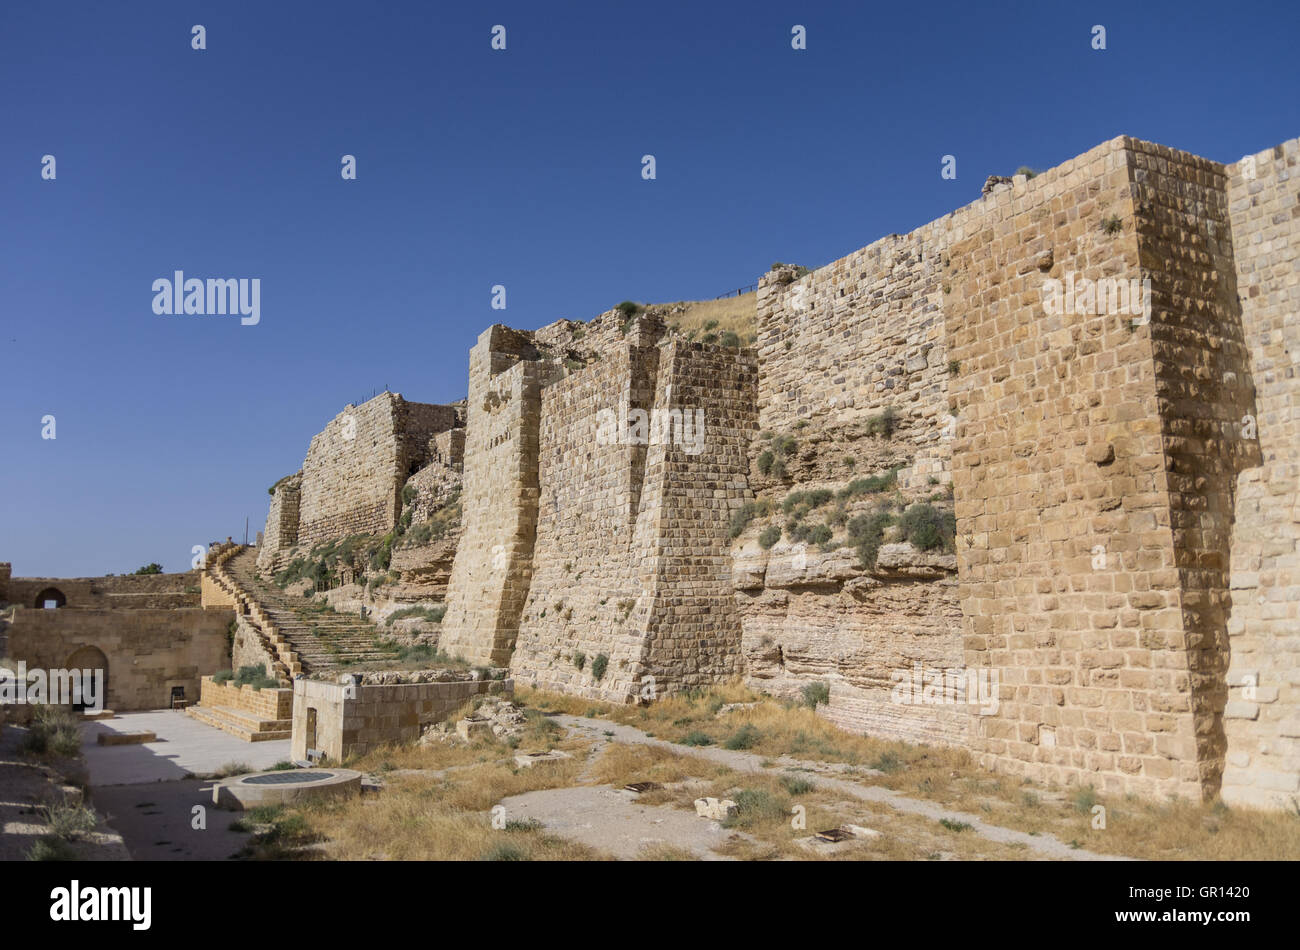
[186,704,292,742]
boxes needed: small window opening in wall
[35,587,66,609]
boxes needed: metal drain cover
[243,770,336,785]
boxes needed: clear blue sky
[2,0,1297,577]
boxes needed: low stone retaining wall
[199,676,293,720]
[291,670,512,761]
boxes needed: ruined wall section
[438,328,553,666]
[257,473,301,570]
[945,137,1207,799]
[297,393,405,547]
[1221,137,1300,807]
[510,346,661,695]
[1130,142,1257,793]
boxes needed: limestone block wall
[1221,137,1300,807]
[257,474,301,570]
[945,137,1217,800]
[199,676,292,719]
[438,327,554,665]
[294,392,460,550]
[756,225,953,491]
[510,346,660,695]
[291,674,510,760]
[509,340,756,701]
[230,614,277,674]
[1130,142,1257,792]
[6,572,201,610]
[5,607,231,710]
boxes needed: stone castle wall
[245,133,1300,808]
[1220,138,1300,807]
[509,340,757,701]
[257,474,301,570]
[260,392,460,567]
[438,328,556,666]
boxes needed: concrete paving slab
[80,710,291,786]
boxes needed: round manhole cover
[242,770,335,785]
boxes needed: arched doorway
[64,646,108,712]
[35,587,66,609]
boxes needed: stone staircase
[221,547,400,675]
[203,543,298,684]
[186,701,291,742]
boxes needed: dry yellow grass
[650,293,757,342]
[520,685,1300,860]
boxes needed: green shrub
[723,724,760,750]
[591,653,609,681]
[870,751,903,773]
[801,681,830,708]
[837,468,899,499]
[780,775,815,795]
[384,605,447,626]
[27,836,75,861]
[719,330,741,348]
[1101,215,1123,235]
[42,799,97,840]
[573,652,586,671]
[758,525,782,549]
[722,788,788,829]
[212,670,234,685]
[132,563,163,575]
[898,504,955,552]
[756,450,774,475]
[615,300,642,317]
[480,842,529,861]
[847,510,894,568]
[681,731,714,747]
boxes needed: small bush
[780,775,815,795]
[847,510,895,568]
[479,842,529,861]
[27,836,75,861]
[801,681,830,708]
[898,503,955,552]
[384,605,447,627]
[719,330,741,348]
[43,799,97,840]
[869,751,903,773]
[1101,215,1123,235]
[591,653,609,681]
[723,724,761,750]
[681,731,714,747]
[573,652,586,671]
[132,563,163,575]
[758,525,782,549]
[756,450,774,475]
[1073,784,1098,814]
[939,818,973,832]
[723,788,788,829]
[615,300,642,317]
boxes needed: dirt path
[552,714,1132,862]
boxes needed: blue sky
[2,0,1297,577]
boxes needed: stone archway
[63,646,108,711]
[35,586,66,609]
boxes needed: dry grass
[520,685,1300,861]
[651,294,756,342]
[242,748,602,861]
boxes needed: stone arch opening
[35,587,66,609]
[63,645,108,711]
